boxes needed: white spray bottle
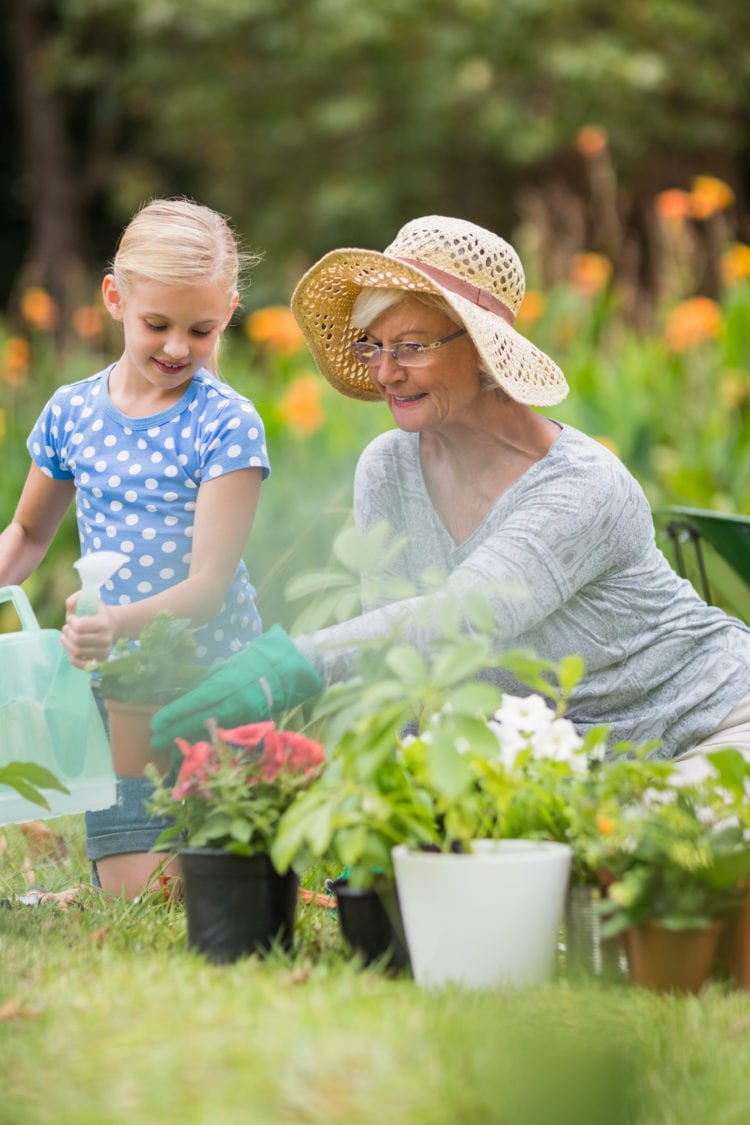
[73,550,130,616]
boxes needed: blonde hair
[111,198,262,374]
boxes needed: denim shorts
[84,689,175,861]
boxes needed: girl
[0,197,270,898]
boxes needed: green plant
[96,612,207,705]
[146,719,325,858]
[273,587,621,884]
[0,761,69,808]
[580,751,750,935]
[271,707,438,889]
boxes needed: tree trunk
[6,0,88,346]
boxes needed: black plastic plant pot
[180,848,298,965]
[333,878,411,972]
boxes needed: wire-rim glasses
[349,327,468,368]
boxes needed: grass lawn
[2,816,750,1125]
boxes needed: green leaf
[706,747,749,792]
[432,638,492,687]
[444,681,502,717]
[0,761,70,806]
[284,570,353,599]
[230,818,252,844]
[384,644,427,684]
[336,825,370,867]
[557,654,586,695]
[0,761,69,794]
[427,730,473,798]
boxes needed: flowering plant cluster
[574,749,750,934]
[146,720,325,858]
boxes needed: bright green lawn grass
[2,817,750,1125]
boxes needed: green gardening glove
[150,625,323,751]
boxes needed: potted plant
[276,620,592,988]
[579,757,750,993]
[389,679,585,990]
[96,613,207,777]
[272,703,438,970]
[146,718,325,963]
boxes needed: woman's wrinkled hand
[61,593,116,669]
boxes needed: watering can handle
[0,585,41,633]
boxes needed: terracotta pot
[719,881,750,989]
[104,699,172,778]
[625,919,724,994]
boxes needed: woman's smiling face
[363,296,482,432]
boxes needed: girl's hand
[61,594,116,669]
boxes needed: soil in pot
[180,848,298,965]
[331,878,411,971]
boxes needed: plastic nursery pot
[180,848,298,965]
[392,839,572,990]
[625,919,725,994]
[332,878,411,972]
[104,699,172,778]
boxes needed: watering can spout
[74,550,129,616]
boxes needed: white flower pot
[392,839,572,989]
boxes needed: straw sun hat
[290,215,568,406]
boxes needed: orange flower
[596,814,615,835]
[1,337,30,386]
[20,286,58,331]
[664,296,722,352]
[720,243,750,287]
[3,336,30,371]
[72,305,104,339]
[570,252,612,297]
[689,175,735,221]
[574,125,608,158]
[516,290,545,325]
[276,373,325,435]
[654,189,691,223]
[245,306,304,355]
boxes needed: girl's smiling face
[362,296,481,433]
[102,276,238,395]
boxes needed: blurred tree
[2,0,749,336]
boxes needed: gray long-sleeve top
[296,424,750,759]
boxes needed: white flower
[492,693,556,735]
[486,720,528,770]
[530,717,585,768]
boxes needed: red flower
[215,721,275,749]
[172,738,215,799]
[259,730,287,782]
[282,730,326,776]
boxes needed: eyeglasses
[349,327,468,368]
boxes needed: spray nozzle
[74,551,130,616]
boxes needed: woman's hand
[61,594,117,669]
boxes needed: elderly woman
[153,215,750,764]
